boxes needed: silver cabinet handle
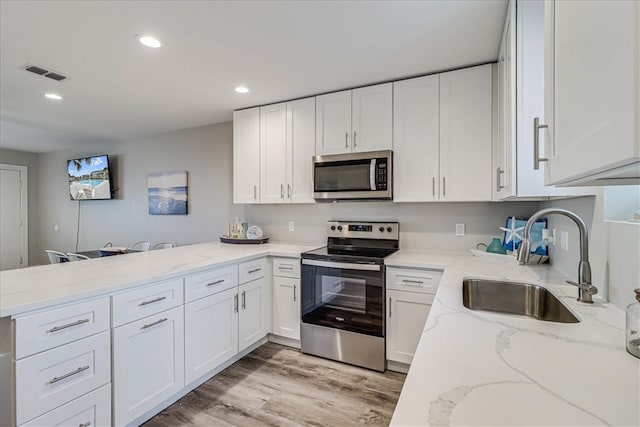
[46,318,90,333]
[278,265,293,270]
[281,184,284,199]
[207,279,224,286]
[496,167,505,191]
[248,267,261,274]
[442,177,446,197]
[79,422,91,427]
[139,296,166,306]
[533,117,549,170]
[287,184,291,199]
[293,285,297,302]
[234,294,238,313]
[242,291,246,309]
[353,131,357,147]
[402,279,426,285]
[48,365,90,384]
[432,177,435,197]
[141,317,168,330]
[254,185,257,200]
[389,297,392,317]
[345,132,349,148]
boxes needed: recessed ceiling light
[235,86,249,94]
[44,93,63,100]
[137,34,162,48]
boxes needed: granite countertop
[0,242,320,318]
[386,250,640,426]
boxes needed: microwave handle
[370,159,376,190]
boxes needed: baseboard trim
[386,360,410,374]
[268,334,301,349]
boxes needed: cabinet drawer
[185,265,238,303]
[239,258,267,284]
[15,331,111,426]
[20,383,111,427]
[15,297,110,359]
[112,278,183,327]
[272,257,300,278]
[386,267,442,294]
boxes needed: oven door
[301,259,384,337]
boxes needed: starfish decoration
[499,216,524,244]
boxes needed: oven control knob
[330,225,336,231]
[337,226,343,231]
[387,227,393,233]
[379,226,385,232]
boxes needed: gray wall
[0,148,40,265]
[34,122,242,264]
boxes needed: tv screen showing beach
[67,155,112,200]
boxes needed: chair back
[152,242,176,250]
[67,253,90,262]
[103,242,113,247]
[130,241,151,252]
[45,250,68,264]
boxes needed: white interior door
[0,164,27,270]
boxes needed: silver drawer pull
[207,279,225,286]
[248,267,261,274]
[278,265,293,270]
[79,423,91,427]
[48,365,90,384]
[141,318,168,330]
[293,285,297,302]
[46,318,90,333]
[402,279,426,285]
[139,296,167,306]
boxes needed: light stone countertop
[0,242,320,318]
[386,250,640,426]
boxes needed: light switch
[456,223,465,236]
[288,221,294,232]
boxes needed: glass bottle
[626,288,640,359]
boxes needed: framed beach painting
[148,171,188,215]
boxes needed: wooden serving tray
[220,236,269,244]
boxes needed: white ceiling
[0,0,507,153]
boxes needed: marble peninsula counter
[386,250,639,426]
[0,242,320,317]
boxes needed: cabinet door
[287,97,316,203]
[544,0,639,185]
[233,108,260,203]
[440,65,493,201]
[260,103,288,203]
[272,276,300,340]
[315,90,352,155]
[238,277,269,352]
[386,290,434,365]
[113,306,184,426]
[184,287,238,385]
[352,83,393,153]
[393,75,440,201]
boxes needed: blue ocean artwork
[147,172,188,215]
[500,216,548,256]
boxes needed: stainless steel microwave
[313,150,392,201]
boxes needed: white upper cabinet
[316,83,392,155]
[233,108,260,203]
[393,75,440,202]
[439,64,493,201]
[260,103,288,203]
[543,0,640,186]
[494,0,593,200]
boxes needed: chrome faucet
[517,208,598,303]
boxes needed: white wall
[35,122,242,264]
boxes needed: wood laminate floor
[144,343,406,427]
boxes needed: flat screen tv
[67,155,114,200]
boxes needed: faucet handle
[566,280,598,295]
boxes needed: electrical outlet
[552,228,556,246]
[288,221,294,232]
[560,231,569,251]
[54,224,59,232]
[455,223,465,236]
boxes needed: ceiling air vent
[23,64,67,81]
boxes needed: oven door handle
[301,259,381,272]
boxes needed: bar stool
[130,241,151,251]
[67,253,91,262]
[45,250,68,264]
[152,242,176,250]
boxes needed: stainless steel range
[300,220,399,372]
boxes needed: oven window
[314,161,372,192]
[301,264,384,337]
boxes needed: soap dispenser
[626,288,640,359]
[486,237,507,255]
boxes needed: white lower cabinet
[184,287,238,385]
[21,383,111,427]
[238,277,269,352]
[386,267,441,365]
[113,305,184,426]
[272,276,300,340]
